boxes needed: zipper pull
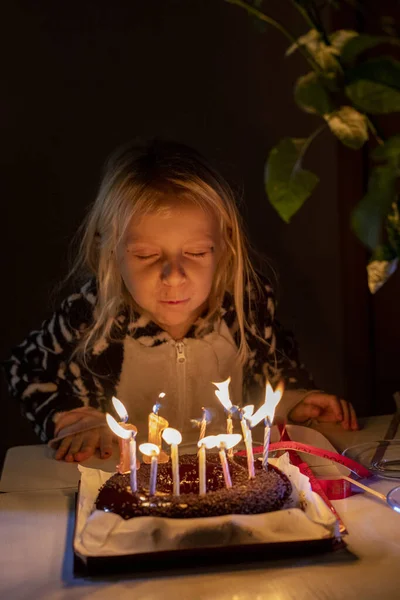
[176,341,186,363]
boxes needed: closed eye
[135,254,158,260]
[186,252,208,257]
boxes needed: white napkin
[74,452,339,558]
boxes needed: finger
[340,399,350,430]
[73,430,100,462]
[66,433,86,462]
[349,402,359,430]
[55,436,73,460]
[304,393,343,422]
[99,428,114,459]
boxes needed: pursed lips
[160,298,190,304]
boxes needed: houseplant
[225,0,400,293]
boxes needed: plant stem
[289,0,316,31]
[295,122,327,169]
[366,117,384,146]
[225,0,323,74]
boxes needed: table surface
[1,416,399,600]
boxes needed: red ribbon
[253,441,372,479]
[236,426,373,534]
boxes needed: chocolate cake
[96,453,292,520]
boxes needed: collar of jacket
[111,290,239,348]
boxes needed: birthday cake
[95,453,292,520]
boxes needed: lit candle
[200,407,207,440]
[191,408,210,442]
[139,442,160,495]
[197,435,217,495]
[162,427,182,496]
[212,377,235,457]
[241,405,255,478]
[106,413,137,493]
[111,396,138,474]
[215,433,242,489]
[249,381,284,469]
[146,394,169,464]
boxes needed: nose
[161,259,186,286]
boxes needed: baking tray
[72,490,345,577]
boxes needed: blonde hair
[71,138,265,366]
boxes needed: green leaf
[367,253,398,294]
[345,57,400,114]
[329,30,359,53]
[294,72,335,115]
[325,106,368,149]
[387,197,400,257]
[372,136,400,163]
[265,137,319,223]
[340,34,400,65]
[286,28,339,73]
[324,106,368,149]
[351,165,398,250]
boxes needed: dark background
[1,0,399,465]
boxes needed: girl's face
[118,200,221,339]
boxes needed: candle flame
[162,427,182,445]
[139,442,160,457]
[249,381,284,427]
[106,413,132,439]
[197,435,218,450]
[112,396,128,422]
[190,408,212,428]
[242,405,254,420]
[212,377,233,411]
[215,433,242,450]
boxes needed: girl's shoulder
[59,277,98,328]
[247,271,276,333]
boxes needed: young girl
[3,139,358,462]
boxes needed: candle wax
[240,419,255,479]
[129,436,137,493]
[227,414,234,458]
[117,423,139,474]
[171,443,180,496]
[219,447,232,488]
[198,444,206,495]
[149,454,158,495]
[145,411,169,464]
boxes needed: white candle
[198,444,206,495]
[149,455,158,496]
[199,407,207,440]
[215,434,242,489]
[248,381,284,470]
[240,414,255,479]
[197,435,217,495]
[227,412,234,458]
[162,428,182,496]
[219,445,232,488]
[129,433,137,492]
[139,443,160,496]
[263,418,271,471]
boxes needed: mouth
[160,299,190,306]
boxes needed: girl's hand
[54,426,114,462]
[289,392,358,431]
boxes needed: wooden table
[1,416,399,600]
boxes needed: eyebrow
[124,234,216,245]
